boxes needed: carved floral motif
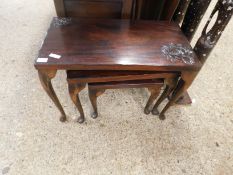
[54,17,72,27]
[161,43,195,65]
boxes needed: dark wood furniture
[194,0,233,64]
[62,0,185,122]
[54,0,136,18]
[54,0,192,97]
[35,18,201,122]
[53,0,192,107]
[67,69,178,122]
[35,0,233,123]
[88,79,163,118]
[53,0,180,20]
[172,0,233,105]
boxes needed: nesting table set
[34,17,201,123]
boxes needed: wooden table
[34,18,202,121]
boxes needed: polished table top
[35,17,201,71]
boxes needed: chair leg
[152,77,178,116]
[88,87,105,119]
[68,83,86,123]
[144,87,161,115]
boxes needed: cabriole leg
[159,72,198,120]
[38,69,67,122]
[68,83,86,123]
[88,87,105,119]
[152,77,178,115]
[159,79,184,120]
[144,87,161,115]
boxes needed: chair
[153,0,233,119]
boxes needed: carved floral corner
[161,43,195,65]
[54,17,72,27]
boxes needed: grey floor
[0,0,233,174]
